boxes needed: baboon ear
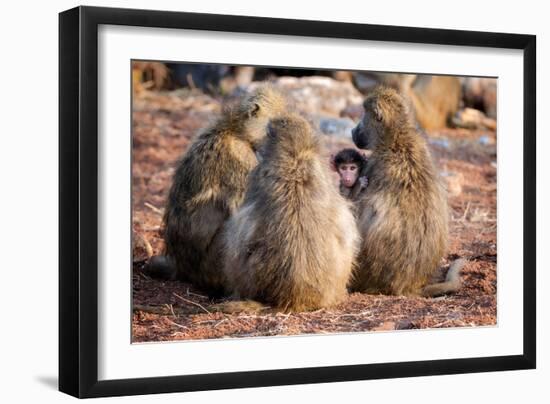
[329,154,337,172]
[266,121,276,139]
[248,102,261,118]
[363,99,383,122]
[373,105,383,122]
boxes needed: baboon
[353,73,462,130]
[350,87,465,296]
[402,75,462,131]
[332,148,368,201]
[223,114,359,312]
[152,86,287,296]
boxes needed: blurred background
[132,61,497,132]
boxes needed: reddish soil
[131,88,497,343]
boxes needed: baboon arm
[188,203,227,250]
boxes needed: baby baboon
[350,87,465,296]
[155,86,287,296]
[332,148,368,201]
[223,114,359,312]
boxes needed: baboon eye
[250,103,260,117]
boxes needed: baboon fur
[351,87,463,296]
[161,86,287,296]
[223,114,359,311]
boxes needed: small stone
[429,138,451,150]
[395,320,417,330]
[372,321,396,331]
[316,116,356,138]
[440,171,464,197]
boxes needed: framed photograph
[59,6,536,398]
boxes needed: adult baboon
[152,86,287,296]
[223,114,359,311]
[350,87,464,296]
[406,75,462,131]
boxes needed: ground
[131,86,497,342]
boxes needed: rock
[478,135,493,146]
[132,61,171,93]
[352,72,412,94]
[440,171,464,197]
[353,72,382,93]
[168,63,230,91]
[452,107,497,130]
[314,116,356,138]
[462,77,497,119]
[247,76,364,117]
[395,319,417,330]
[429,138,451,150]
[341,103,364,121]
[372,321,396,331]
[133,231,153,262]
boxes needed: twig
[173,292,211,314]
[134,232,153,258]
[166,318,188,330]
[133,304,171,315]
[214,318,228,328]
[141,226,160,232]
[460,201,471,221]
[133,304,203,316]
[167,304,176,318]
[186,287,208,299]
[144,202,164,215]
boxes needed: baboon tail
[143,255,177,281]
[421,258,467,297]
[133,299,269,317]
[211,300,269,314]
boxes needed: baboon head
[265,114,317,158]
[238,86,287,149]
[333,148,366,188]
[352,87,409,150]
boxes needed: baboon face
[351,106,382,150]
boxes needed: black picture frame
[59,5,536,399]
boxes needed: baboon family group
[146,85,465,313]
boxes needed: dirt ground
[131,87,497,343]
